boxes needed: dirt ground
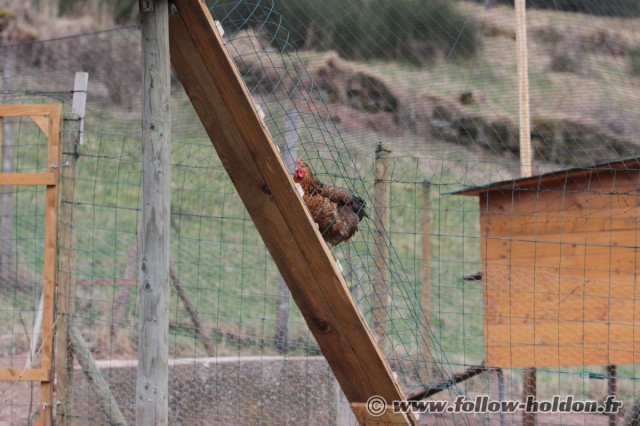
[0,380,38,426]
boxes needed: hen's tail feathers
[351,196,369,221]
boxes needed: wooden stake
[373,143,391,350]
[170,264,216,356]
[137,0,171,424]
[69,327,127,425]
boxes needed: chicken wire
[0,0,638,424]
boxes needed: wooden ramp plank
[169,1,414,424]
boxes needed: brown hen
[293,158,369,246]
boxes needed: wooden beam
[0,104,59,117]
[40,103,61,426]
[31,115,49,135]
[0,368,51,381]
[137,1,171,425]
[168,2,413,423]
[0,172,56,186]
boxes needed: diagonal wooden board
[168,1,415,424]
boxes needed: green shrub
[209,0,481,63]
[545,28,583,73]
[356,0,481,63]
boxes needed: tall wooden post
[373,143,391,349]
[137,1,171,425]
[516,0,531,178]
[55,72,88,425]
[515,0,535,424]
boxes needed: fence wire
[0,0,638,425]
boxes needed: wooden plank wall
[481,169,640,367]
[168,1,414,424]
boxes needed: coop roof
[452,156,640,197]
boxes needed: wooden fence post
[55,71,88,425]
[373,143,391,349]
[137,1,171,424]
[418,180,432,383]
[421,180,431,323]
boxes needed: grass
[4,121,486,394]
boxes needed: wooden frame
[0,103,62,426]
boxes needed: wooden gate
[0,104,61,426]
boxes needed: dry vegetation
[224,1,640,168]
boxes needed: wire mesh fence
[0,0,639,424]
[0,114,52,425]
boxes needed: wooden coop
[456,157,640,368]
